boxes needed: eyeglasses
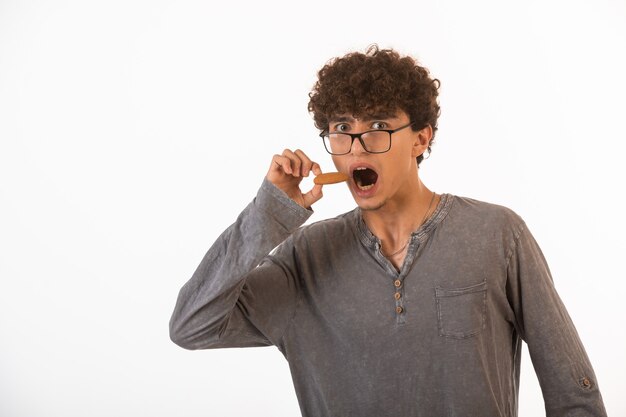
[320,121,420,155]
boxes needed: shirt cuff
[254,178,314,231]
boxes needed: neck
[362,177,438,253]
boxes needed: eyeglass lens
[324,131,390,155]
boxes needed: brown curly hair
[308,44,441,166]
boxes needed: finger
[302,184,324,208]
[311,162,322,176]
[282,149,301,177]
[294,149,314,177]
[270,154,293,175]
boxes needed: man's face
[328,109,430,212]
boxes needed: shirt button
[582,378,591,388]
[396,306,403,314]
[394,279,402,288]
[394,292,401,300]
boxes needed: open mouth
[353,167,379,191]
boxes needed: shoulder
[445,193,526,236]
[450,194,523,219]
[292,209,357,243]
[268,209,357,266]
[436,193,530,265]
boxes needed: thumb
[302,184,323,209]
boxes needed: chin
[355,197,386,212]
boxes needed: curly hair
[308,45,441,166]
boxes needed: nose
[350,136,367,155]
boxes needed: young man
[169,45,607,416]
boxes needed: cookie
[313,172,350,185]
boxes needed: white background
[1,0,624,416]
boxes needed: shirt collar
[353,193,455,248]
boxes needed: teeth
[357,184,374,191]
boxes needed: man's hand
[266,149,324,209]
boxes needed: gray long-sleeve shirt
[169,179,607,417]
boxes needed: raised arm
[169,149,323,350]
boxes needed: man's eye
[372,121,387,129]
[335,124,349,132]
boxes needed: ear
[411,124,433,158]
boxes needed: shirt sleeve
[168,178,312,350]
[506,221,607,417]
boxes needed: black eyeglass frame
[319,121,422,155]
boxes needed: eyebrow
[329,113,398,123]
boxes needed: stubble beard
[358,197,387,212]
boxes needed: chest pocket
[435,280,487,339]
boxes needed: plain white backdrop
[1,0,624,416]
